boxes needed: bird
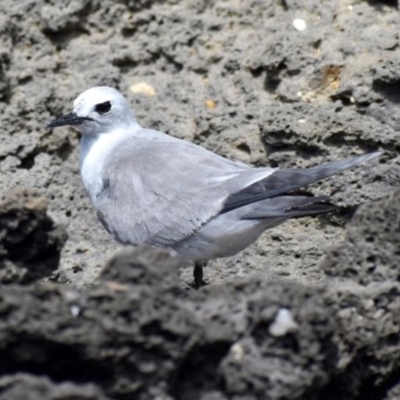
[47,86,381,288]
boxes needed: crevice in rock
[171,341,231,400]
[372,81,400,104]
[0,337,114,390]
[366,0,398,9]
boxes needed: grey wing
[95,135,276,247]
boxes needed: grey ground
[0,0,400,399]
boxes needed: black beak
[46,112,93,129]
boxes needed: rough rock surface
[0,374,110,400]
[0,188,66,284]
[0,0,400,399]
[323,189,400,285]
[1,228,400,399]
[0,0,398,286]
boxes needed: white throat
[79,129,132,204]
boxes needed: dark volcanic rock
[0,235,400,399]
[0,188,67,284]
[385,381,400,400]
[322,190,400,285]
[318,190,400,399]
[0,249,338,400]
[0,0,398,285]
[0,250,198,400]
[176,281,337,400]
[100,246,182,290]
[0,0,400,399]
[0,374,110,400]
[323,282,400,400]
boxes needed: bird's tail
[241,195,338,220]
[259,151,382,199]
[222,151,381,213]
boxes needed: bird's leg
[193,260,208,289]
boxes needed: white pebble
[70,305,80,317]
[269,308,299,337]
[230,342,245,360]
[293,18,307,31]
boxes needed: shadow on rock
[0,188,67,284]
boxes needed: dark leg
[193,260,208,290]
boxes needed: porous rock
[0,188,66,284]
[0,0,398,285]
[322,190,400,285]
[0,248,338,400]
[0,0,399,399]
[0,374,110,400]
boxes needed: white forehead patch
[70,86,137,124]
[73,87,122,111]
[73,95,85,109]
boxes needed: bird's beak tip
[46,121,56,129]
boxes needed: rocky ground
[0,0,400,399]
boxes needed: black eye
[94,101,111,114]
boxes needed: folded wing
[95,131,275,246]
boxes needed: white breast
[79,131,129,204]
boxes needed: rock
[0,188,67,284]
[0,259,199,400]
[100,246,182,291]
[385,382,400,400]
[0,0,398,285]
[0,374,110,400]
[318,190,400,398]
[0,259,337,400]
[0,232,399,399]
[322,190,400,285]
[178,281,337,400]
[0,0,399,398]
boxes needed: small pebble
[70,305,80,317]
[205,99,217,109]
[130,82,156,97]
[293,18,307,31]
[269,308,299,337]
[230,342,245,360]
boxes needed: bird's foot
[192,260,208,290]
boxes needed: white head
[47,86,139,135]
